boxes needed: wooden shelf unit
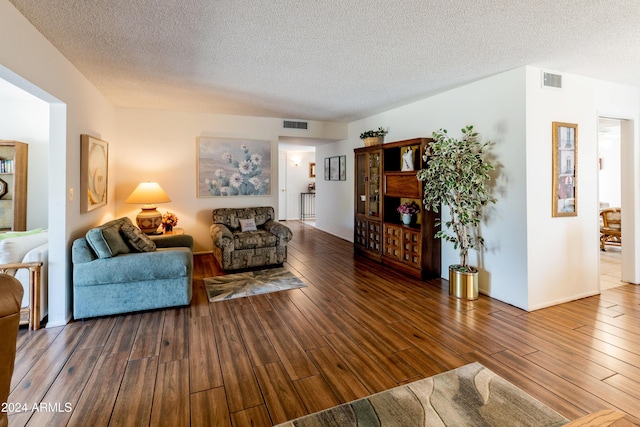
[0,140,28,231]
[354,138,441,279]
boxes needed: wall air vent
[283,120,308,130]
[542,72,562,89]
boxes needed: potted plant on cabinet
[360,127,388,147]
[417,125,496,300]
[397,201,420,226]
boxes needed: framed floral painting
[197,137,271,197]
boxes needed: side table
[163,227,184,235]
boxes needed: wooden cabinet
[354,147,382,260]
[0,141,28,231]
[354,138,441,279]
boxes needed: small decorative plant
[162,212,179,229]
[360,127,388,140]
[397,201,420,215]
[417,125,496,272]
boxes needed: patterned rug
[204,267,307,302]
[277,362,568,427]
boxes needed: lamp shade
[125,182,171,205]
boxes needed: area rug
[277,362,568,427]
[204,267,307,302]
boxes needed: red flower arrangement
[162,212,178,229]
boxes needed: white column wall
[525,68,640,309]
[525,68,600,309]
[1,0,117,326]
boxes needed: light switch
[69,188,74,201]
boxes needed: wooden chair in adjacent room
[600,207,621,251]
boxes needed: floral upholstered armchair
[210,207,292,270]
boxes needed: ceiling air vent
[283,120,308,130]
[542,72,562,89]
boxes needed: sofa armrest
[210,224,234,249]
[263,220,292,245]
[150,234,194,251]
[72,238,97,264]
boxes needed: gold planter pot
[449,266,479,300]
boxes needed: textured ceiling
[8,0,640,122]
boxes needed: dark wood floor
[8,221,640,426]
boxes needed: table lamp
[125,182,171,234]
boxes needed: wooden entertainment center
[354,138,441,279]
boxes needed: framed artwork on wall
[552,122,578,217]
[324,155,347,181]
[80,134,108,213]
[339,155,346,180]
[197,137,271,197]
[309,162,316,178]
[329,157,339,180]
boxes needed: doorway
[598,117,634,290]
[1,65,68,327]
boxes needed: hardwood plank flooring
[8,221,640,425]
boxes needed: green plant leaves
[417,125,496,269]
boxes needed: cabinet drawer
[402,229,421,269]
[384,173,421,198]
[383,224,402,261]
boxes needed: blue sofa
[72,217,193,319]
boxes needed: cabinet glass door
[368,152,380,217]
[356,153,366,215]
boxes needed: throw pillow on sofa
[85,218,131,259]
[239,218,258,232]
[120,222,156,252]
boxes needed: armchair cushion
[234,230,277,250]
[15,243,48,309]
[0,230,48,329]
[0,230,48,266]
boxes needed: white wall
[525,68,600,309]
[315,141,357,241]
[114,109,343,253]
[1,0,117,326]
[0,80,49,229]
